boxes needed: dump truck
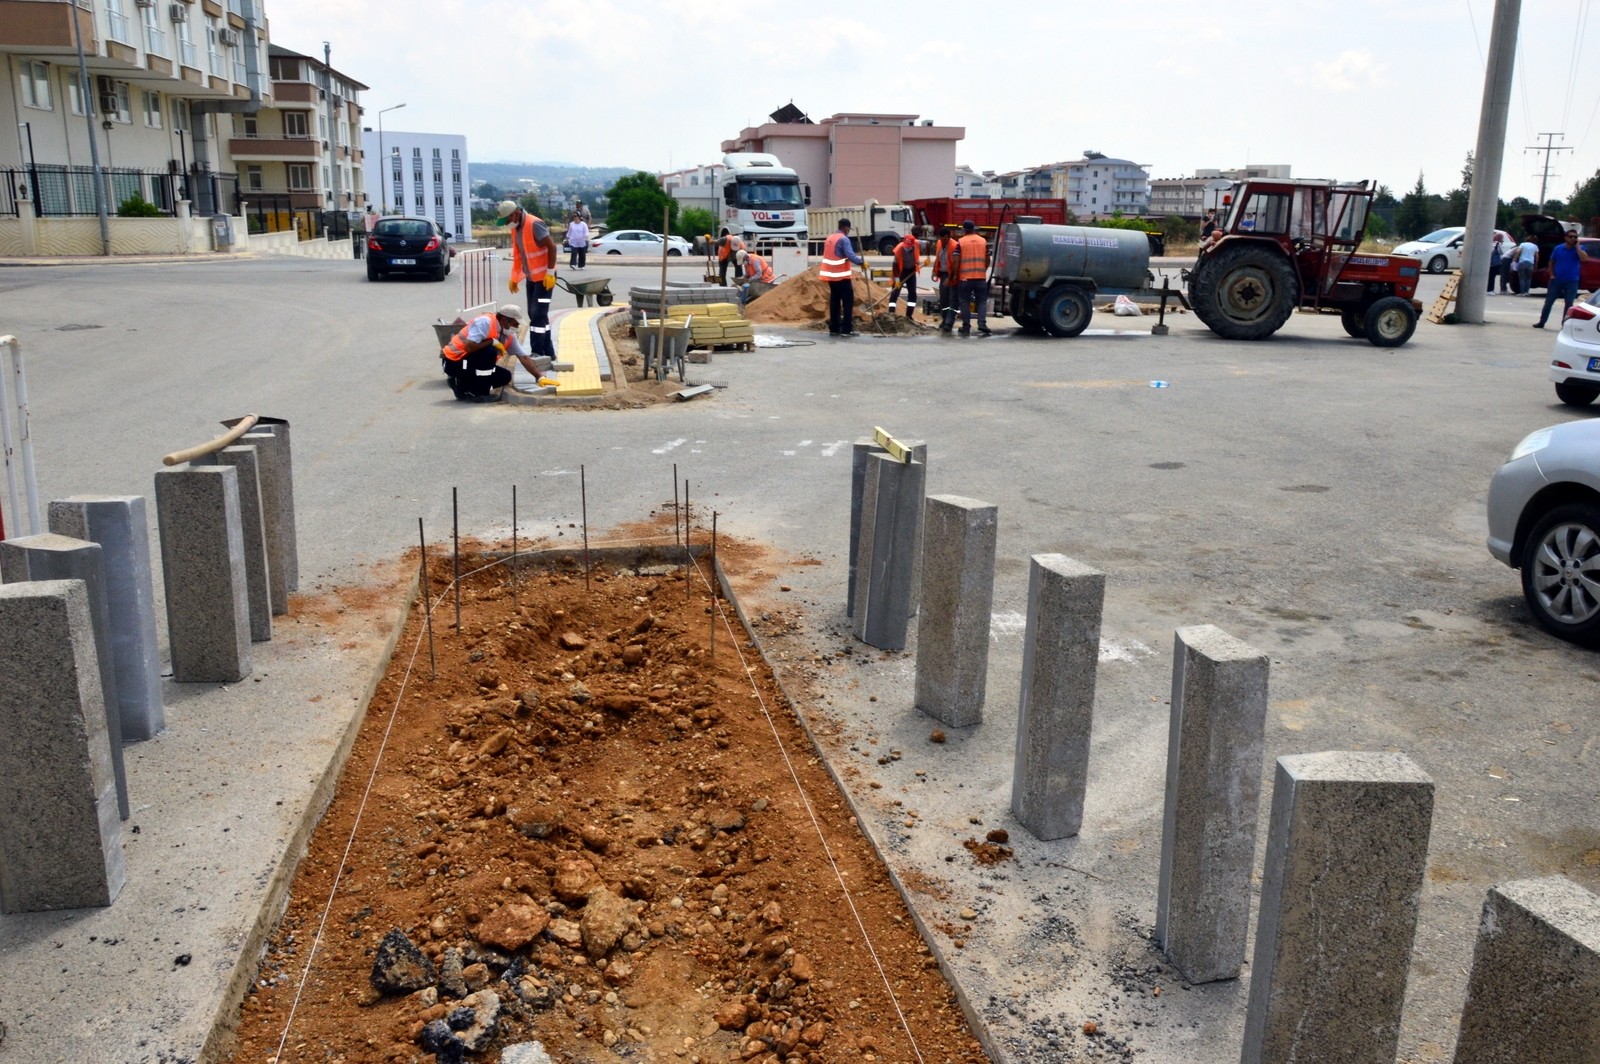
[907,197,1071,235]
[807,201,917,256]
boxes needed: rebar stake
[580,464,591,593]
[418,517,436,681]
[673,463,680,547]
[452,487,461,632]
[709,511,718,660]
[511,483,519,606]
[684,480,691,602]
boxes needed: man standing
[440,304,536,403]
[820,219,864,337]
[572,198,592,224]
[932,226,960,333]
[887,229,922,320]
[1516,234,1540,296]
[950,220,992,337]
[566,213,590,271]
[498,200,560,360]
[1534,230,1591,328]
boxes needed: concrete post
[1155,625,1269,984]
[196,444,272,642]
[1241,751,1434,1064]
[0,580,126,912]
[230,417,297,601]
[1010,554,1104,841]
[0,533,130,821]
[913,495,998,727]
[848,437,925,619]
[154,465,252,683]
[48,494,165,741]
[1451,876,1600,1064]
[851,452,925,652]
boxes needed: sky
[271,0,1600,206]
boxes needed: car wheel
[367,262,382,281]
[1426,255,1448,274]
[606,249,621,255]
[1363,296,1418,348]
[1555,382,1600,407]
[1519,502,1600,645]
[433,264,448,282]
[1340,308,1367,338]
[667,249,682,257]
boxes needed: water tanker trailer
[990,222,1159,337]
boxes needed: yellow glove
[537,376,559,387]
[542,274,557,291]
[509,279,520,294]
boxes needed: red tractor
[1184,179,1422,347]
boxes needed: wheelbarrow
[554,274,614,307]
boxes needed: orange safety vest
[956,233,988,281]
[442,315,502,361]
[509,212,550,284]
[820,232,856,281]
[717,235,745,262]
[893,239,919,276]
[745,253,774,284]
[933,235,958,280]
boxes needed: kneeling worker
[440,304,542,403]
[735,248,775,305]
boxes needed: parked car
[1523,213,1600,292]
[1547,289,1600,406]
[1392,226,1515,274]
[1487,418,1600,644]
[367,217,452,282]
[591,230,693,257]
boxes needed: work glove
[542,274,557,291]
[509,279,520,294]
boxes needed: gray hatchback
[1487,419,1600,644]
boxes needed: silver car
[1487,419,1600,644]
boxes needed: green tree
[606,171,677,233]
[1373,184,1397,207]
[676,207,717,241]
[1440,188,1469,227]
[1567,169,1600,231]
[1459,151,1474,190]
[1544,198,1567,216]
[1395,173,1434,240]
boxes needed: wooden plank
[1426,272,1462,325]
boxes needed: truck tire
[1040,284,1092,338]
[877,234,899,256]
[1189,243,1298,340]
[1340,308,1366,338]
[1363,296,1417,348]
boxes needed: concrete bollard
[197,444,272,642]
[1010,554,1104,841]
[0,580,126,912]
[848,438,926,619]
[913,495,998,727]
[0,533,130,821]
[1451,876,1600,1064]
[1242,751,1434,1064]
[851,452,926,651]
[154,465,252,683]
[46,494,165,741]
[231,417,298,603]
[1155,625,1269,984]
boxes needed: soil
[742,267,929,336]
[223,524,990,1064]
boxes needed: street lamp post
[377,102,405,214]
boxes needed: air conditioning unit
[219,27,239,46]
[169,2,187,21]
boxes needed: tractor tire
[1363,296,1418,348]
[1340,308,1367,338]
[1188,243,1298,340]
[1426,254,1449,274]
[1555,382,1600,407]
[1040,284,1092,338]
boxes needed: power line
[1527,132,1572,207]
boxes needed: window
[245,165,262,191]
[322,165,330,190]
[171,98,190,132]
[105,0,132,45]
[241,115,257,137]
[143,90,162,128]
[284,111,308,138]
[68,78,85,116]
[20,61,51,110]
[288,163,311,190]
[143,3,167,57]
[451,149,458,159]
[111,82,132,124]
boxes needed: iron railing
[0,166,240,218]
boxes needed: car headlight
[1510,428,1555,461]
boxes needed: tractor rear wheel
[1040,284,1092,338]
[1363,296,1418,348]
[1188,243,1298,340]
[1340,308,1366,338]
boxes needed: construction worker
[951,220,992,337]
[440,304,536,403]
[820,219,864,337]
[498,200,560,360]
[716,229,746,285]
[887,229,922,320]
[932,227,960,333]
[735,248,775,306]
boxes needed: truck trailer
[908,197,1072,235]
[807,201,918,255]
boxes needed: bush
[677,207,717,242]
[117,193,164,218]
[1090,216,1161,234]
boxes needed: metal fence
[238,196,358,242]
[0,167,241,219]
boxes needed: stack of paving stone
[667,303,755,350]
[627,282,742,322]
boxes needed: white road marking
[989,611,1154,662]
[821,440,850,457]
[651,438,687,455]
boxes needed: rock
[438,947,468,999]
[516,689,540,713]
[475,903,550,952]
[789,953,815,982]
[370,929,436,994]
[631,614,655,635]
[357,984,382,1007]
[758,901,784,929]
[478,727,513,757]
[708,808,746,833]
[547,918,583,950]
[771,1017,803,1054]
[581,888,638,958]
[500,1043,555,1064]
[800,1021,826,1047]
[558,632,587,651]
[552,856,600,903]
[603,957,633,984]
[508,804,561,840]
[714,1000,750,1030]
[568,681,592,704]
[985,828,1010,844]
[598,694,647,714]
[621,645,646,666]
[579,824,610,852]
[418,1020,464,1064]
[462,962,491,992]
[454,990,501,1051]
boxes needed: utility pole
[1525,132,1571,211]
[1457,0,1519,325]
[324,41,341,227]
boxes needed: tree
[1395,173,1434,240]
[1567,169,1600,232]
[1544,198,1566,216]
[606,171,677,233]
[1460,151,1474,190]
[1440,188,1469,227]
[676,207,717,242]
[1374,184,1397,207]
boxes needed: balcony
[228,136,320,160]
[0,0,97,55]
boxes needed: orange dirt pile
[744,265,895,327]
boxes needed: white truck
[807,200,917,256]
[718,153,809,248]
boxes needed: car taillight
[1565,303,1598,322]
[423,237,440,252]
[1553,360,1574,369]
[367,237,381,251]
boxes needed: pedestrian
[1516,234,1540,295]
[566,213,589,271]
[932,226,960,333]
[715,229,746,286]
[364,205,380,232]
[819,219,864,337]
[1488,234,1503,294]
[439,304,538,403]
[887,229,922,320]
[498,200,560,361]
[1534,230,1591,328]
[1200,208,1218,239]
[572,198,592,224]
[950,220,992,337]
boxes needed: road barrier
[458,247,497,319]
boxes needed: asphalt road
[1,252,1595,1062]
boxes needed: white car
[1547,288,1600,406]
[1393,226,1515,274]
[591,230,693,257]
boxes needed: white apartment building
[1149,166,1293,218]
[660,161,725,215]
[360,128,469,240]
[953,164,993,198]
[1049,153,1151,219]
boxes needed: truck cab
[719,153,809,246]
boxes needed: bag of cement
[1113,295,1141,317]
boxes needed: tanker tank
[997,223,1152,291]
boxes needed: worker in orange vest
[735,248,775,307]
[439,304,537,403]
[498,199,561,360]
[950,220,992,337]
[887,229,923,320]
[932,227,960,332]
[819,219,864,336]
[716,229,746,285]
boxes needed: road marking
[651,439,687,455]
[821,440,850,457]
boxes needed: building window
[451,149,458,159]
[105,0,133,45]
[68,78,85,116]
[110,82,132,124]
[143,3,167,57]
[288,163,312,190]
[412,147,421,158]
[20,61,52,110]
[284,111,308,138]
[143,90,162,128]
[322,165,330,190]
[241,115,257,137]
[171,98,190,132]
[245,165,262,191]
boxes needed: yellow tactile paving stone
[550,307,606,396]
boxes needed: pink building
[720,109,963,209]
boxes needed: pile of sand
[744,264,895,325]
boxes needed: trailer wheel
[1364,296,1417,348]
[1340,308,1366,338]
[1189,243,1298,340]
[1040,285,1093,338]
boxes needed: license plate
[391,258,416,266]
[1588,357,1600,373]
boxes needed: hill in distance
[472,162,638,189]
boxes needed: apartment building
[1050,153,1151,219]
[953,164,993,198]
[660,161,725,214]
[359,128,468,241]
[1148,166,1292,219]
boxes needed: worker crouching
[441,304,538,403]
